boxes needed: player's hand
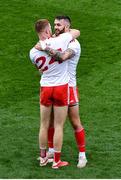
[35,41,46,51]
[35,42,42,50]
[52,34,56,37]
[39,68,43,74]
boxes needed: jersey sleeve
[29,48,40,64]
[68,40,81,54]
[29,49,35,64]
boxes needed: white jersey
[68,39,81,87]
[30,33,72,86]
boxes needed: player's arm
[52,29,80,39]
[44,47,75,61]
[34,28,80,60]
[34,41,76,61]
[29,49,43,74]
[35,28,80,51]
[69,29,80,39]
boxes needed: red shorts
[40,84,69,106]
[69,86,79,106]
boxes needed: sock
[54,151,61,163]
[48,148,54,153]
[48,127,54,148]
[75,128,86,152]
[79,152,86,159]
[40,148,46,158]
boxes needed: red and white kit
[68,39,81,106]
[30,33,73,106]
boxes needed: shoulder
[52,32,72,41]
[59,32,72,39]
[70,39,80,45]
[69,39,81,49]
[29,47,44,61]
[30,47,39,57]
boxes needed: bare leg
[68,105,83,130]
[53,106,68,151]
[39,105,52,149]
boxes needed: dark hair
[55,15,71,24]
[35,19,49,33]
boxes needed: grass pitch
[0,0,121,178]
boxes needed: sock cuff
[54,150,61,153]
[40,147,46,150]
[75,128,84,133]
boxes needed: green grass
[0,0,121,178]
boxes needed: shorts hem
[69,102,79,107]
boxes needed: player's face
[54,19,66,36]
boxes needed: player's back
[30,33,73,86]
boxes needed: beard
[54,27,65,36]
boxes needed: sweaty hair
[35,19,49,33]
[55,15,71,24]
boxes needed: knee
[40,122,49,130]
[70,118,83,130]
[73,124,83,131]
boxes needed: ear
[64,25,70,32]
[46,28,51,38]
[66,24,70,28]
[46,28,49,35]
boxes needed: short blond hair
[35,19,49,33]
